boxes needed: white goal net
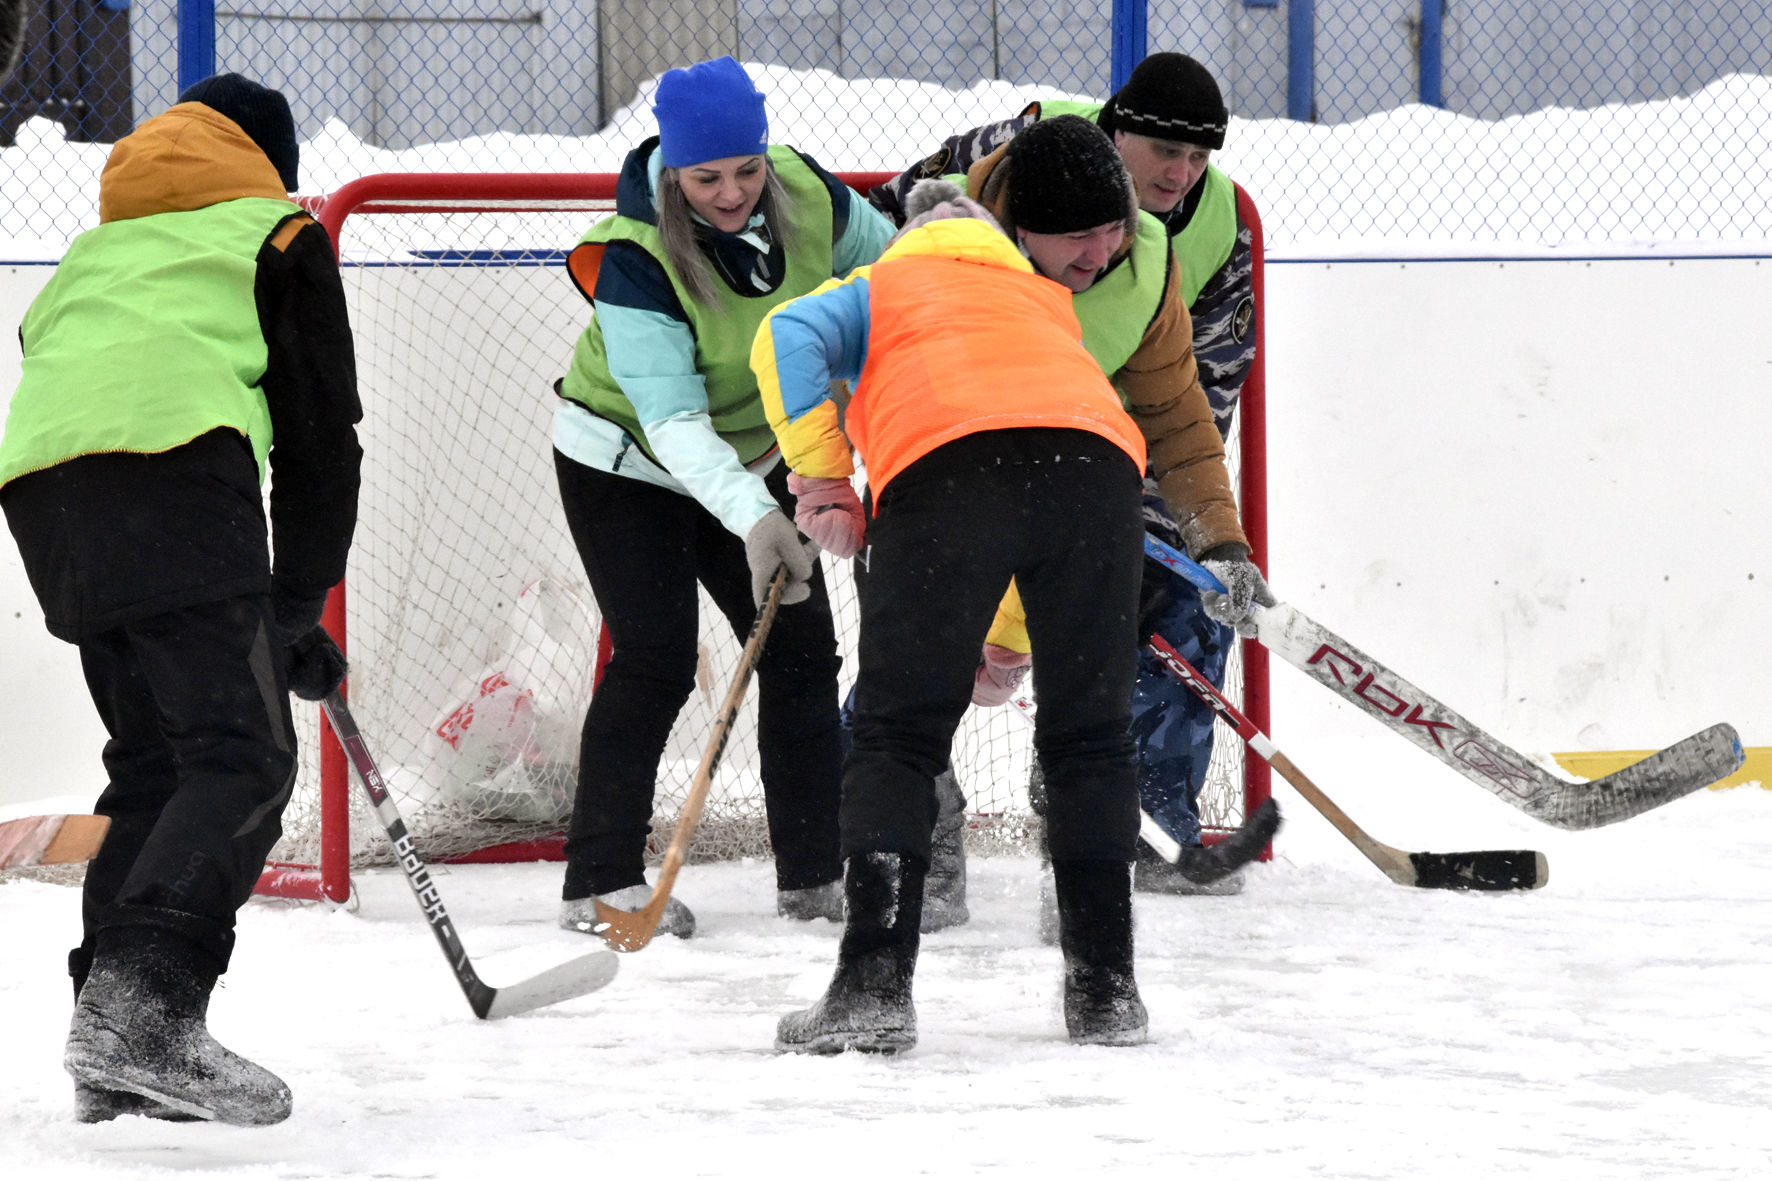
[265,174,1261,889]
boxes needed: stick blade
[589,898,664,953]
[1528,723,1745,830]
[0,814,110,869]
[480,950,620,1019]
[1407,849,1548,892]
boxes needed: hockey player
[0,74,362,1125]
[550,56,895,939]
[876,64,1276,898]
[754,178,1153,1052]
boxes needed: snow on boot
[1036,859,1060,946]
[1134,797,1281,896]
[75,1083,202,1124]
[1052,859,1148,1047]
[64,928,292,1126]
[776,852,925,1055]
[777,878,843,922]
[561,884,696,939]
[921,767,969,933]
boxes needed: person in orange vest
[753,179,1150,1053]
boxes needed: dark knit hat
[177,73,300,191]
[653,56,769,169]
[1004,115,1135,235]
[1098,53,1228,150]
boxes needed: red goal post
[253,172,1270,904]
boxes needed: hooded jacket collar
[98,102,290,225]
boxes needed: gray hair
[655,159,797,308]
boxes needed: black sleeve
[254,214,364,598]
[865,109,1039,226]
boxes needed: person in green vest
[0,74,362,1126]
[871,53,1256,439]
[551,56,895,942]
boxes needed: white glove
[1199,545,1274,636]
[744,510,816,607]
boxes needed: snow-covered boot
[1052,859,1147,1047]
[920,767,969,933]
[561,884,696,939]
[64,927,292,1126]
[776,852,925,1054]
[777,878,844,922]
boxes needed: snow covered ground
[6,771,1770,1179]
[4,63,1771,1180]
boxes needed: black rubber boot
[1052,859,1148,1046]
[921,767,970,933]
[64,926,292,1126]
[776,852,926,1055]
[67,944,198,1124]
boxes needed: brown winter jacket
[967,144,1246,560]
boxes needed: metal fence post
[1110,0,1147,93]
[177,0,215,92]
[1287,0,1314,121]
[1418,0,1444,107]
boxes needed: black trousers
[846,429,1144,865]
[554,452,843,896]
[74,595,298,981]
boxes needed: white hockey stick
[1145,536,1744,829]
[322,691,618,1018]
[0,814,109,869]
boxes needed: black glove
[271,580,331,646]
[284,624,348,702]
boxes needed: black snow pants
[845,428,1144,866]
[73,595,298,983]
[554,451,844,897]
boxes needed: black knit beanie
[177,73,300,191]
[1097,53,1228,150]
[1004,115,1135,235]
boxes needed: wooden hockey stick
[1145,535,1743,830]
[592,568,788,952]
[0,814,110,869]
[1147,634,1546,891]
[321,691,619,1017]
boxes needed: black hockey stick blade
[1406,848,1548,892]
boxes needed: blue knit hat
[653,57,769,169]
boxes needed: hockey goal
[256,172,1271,903]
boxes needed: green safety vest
[559,146,835,466]
[1,197,295,490]
[1073,211,1171,388]
[1040,99,1238,306]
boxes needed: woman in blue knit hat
[551,57,895,939]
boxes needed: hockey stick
[320,690,619,1018]
[1003,694,1181,862]
[0,814,109,869]
[591,567,789,952]
[1144,536,1743,830]
[1146,635,1545,890]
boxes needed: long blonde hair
[655,157,798,308]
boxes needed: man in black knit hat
[868,64,1275,910]
[1,73,360,1125]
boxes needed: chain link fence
[4,2,1772,251]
